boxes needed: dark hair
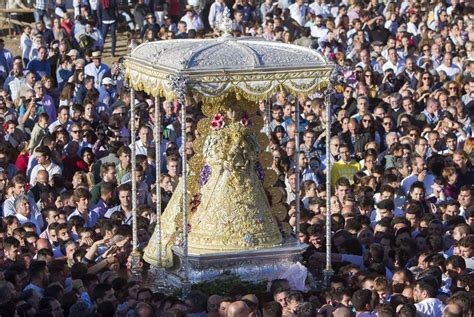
[414,277,438,298]
[352,289,373,311]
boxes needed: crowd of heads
[0,0,473,316]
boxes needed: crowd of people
[0,0,473,316]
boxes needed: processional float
[123,17,335,290]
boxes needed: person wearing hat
[84,51,110,90]
[140,13,160,39]
[180,5,204,32]
[66,49,79,60]
[97,77,117,113]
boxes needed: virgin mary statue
[144,107,282,268]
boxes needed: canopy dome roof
[124,37,333,101]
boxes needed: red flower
[214,113,223,122]
[211,120,220,130]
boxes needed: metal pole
[130,89,138,251]
[154,96,162,267]
[266,98,271,136]
[294,98,301,242]
[130,88,141,280]
[178,92,190,295]
[324,91,334,286]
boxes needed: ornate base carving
[147,241,307,291]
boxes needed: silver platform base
[148,241,307,291]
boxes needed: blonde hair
[374,276,390,292]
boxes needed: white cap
[102,77,115,85]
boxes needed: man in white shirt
[130,125,152,156]
[288,0,307,26]
[14,194,42,234]
[84,51,110,90]
[413,278,445,317]
[383,47,404,75]
[208,0,226,30]
[67,188,98,228]
[400,156,435,197]
[29,145,62,187]
[436,52,461,80]
[180,5,204,31]
[3,174,43,230]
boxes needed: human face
[119,190,131,208]
[272,108,283,121]
[410,188,425,201]
[458,190,471,207]
[167,161,179,177]
[65,243,76,260]
[357,98,368,113]
[139,127,151,144]
[362,115,372,127]
[405,213,419,229]
[275,291,287,307]
[402,99,414,113]
[415,139,428,156]
[413,157,426,174]
[102,289,117,305]
[336,185,349,201]
[460,246,473,258]
[218,301,232,317]
[104,166,117,183]
[160,176,173,192]
[38,48,47,60]
[304,132,315,147]
[374,108,386,119]
[330,139,340,155]
[58,228,70,241]
[93,57,101,67]
[77,197,89,212]
[339,146,351,163]
[453,154,466,170]
[17,199,31,217]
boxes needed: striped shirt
[35,0,49,10]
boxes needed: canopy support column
[153,95,167,288]
[130,88,141,280]
[294,100,301,244]
[170,74,191,297]
[324,78,336,286]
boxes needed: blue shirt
[67,208,99,228]
[27,59,51,80]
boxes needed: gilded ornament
[188,155,204,172]
[258,152,273,169]
[268,187,284,205]
[271,204,288,222]
[263,170,278,188]
[197,118,212,136]
[193,138,205,153]
[281,223,293,236]
[256,133,269,148]
[250,116,264,133]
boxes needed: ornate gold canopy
[124,37,333,103]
